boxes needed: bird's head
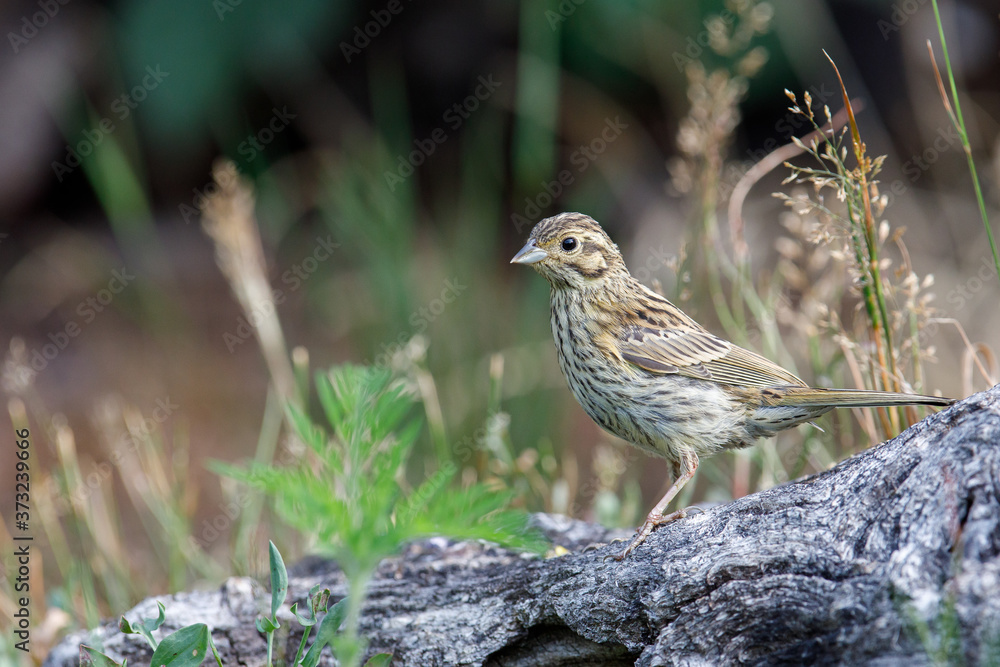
[510,212,628,290]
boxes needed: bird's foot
[605,508,687,561]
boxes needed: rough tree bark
[46,385,999,666]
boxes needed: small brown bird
[511,212,954,559]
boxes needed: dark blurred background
[0,0,998,658]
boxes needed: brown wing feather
[617,324,806,388]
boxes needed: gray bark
[47,385,1000,666]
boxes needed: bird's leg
[611,451,699,561]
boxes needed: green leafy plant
[253,539,391,667]
[215,364,546,666]
[78,539,395,667]
[255,541,287,666]
[118,601,167,651]
[80,645,128,667]
[908,595,965,667]
[903,590,1000,667]
[294,593,348,667]
[81,599,223,667]
[147,625,221,667]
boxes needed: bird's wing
[616,324,806,387]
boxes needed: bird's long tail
[768,386,955,408]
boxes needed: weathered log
[46,385,1000,666]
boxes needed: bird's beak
[510,240,548,265]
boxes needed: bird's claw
[602,508,692,562]
[603,548,628,563]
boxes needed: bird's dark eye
[561,237,578,252]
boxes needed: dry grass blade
[727,100,862,257]
[926,41,957,127]
[963,344,997,397]
[928,317,998,393]
[837,338,879,443]
[200,160,299,408]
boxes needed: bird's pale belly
[552,327,753,463]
